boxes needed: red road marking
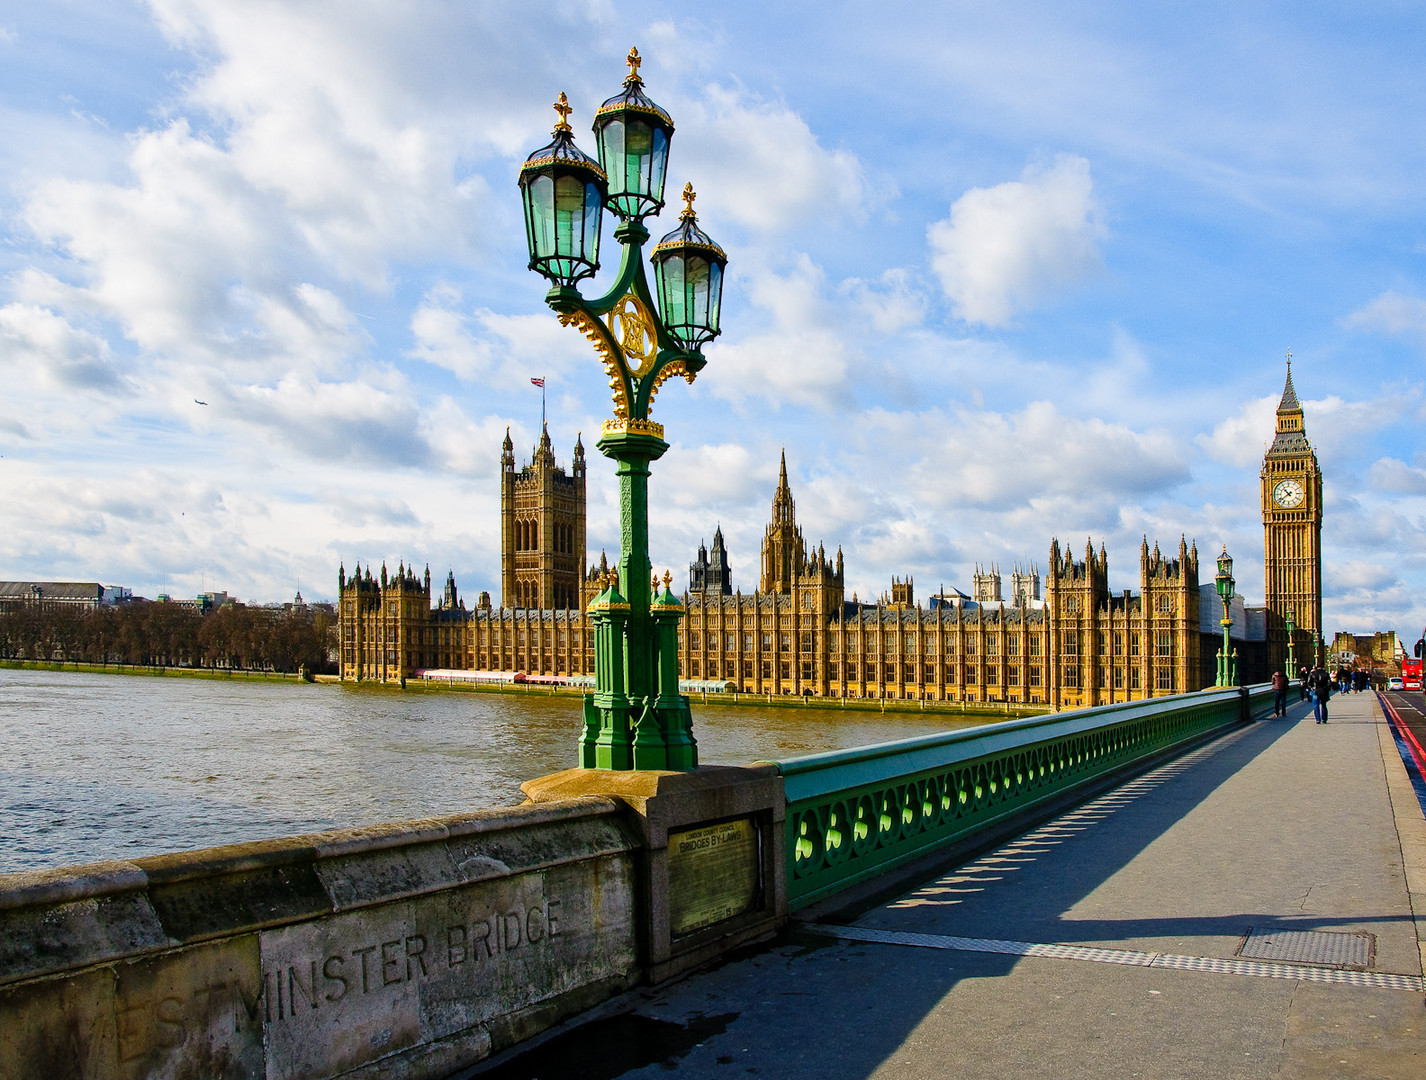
[1380,694,1426,779]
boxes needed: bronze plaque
[667,817,759,937]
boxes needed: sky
[0,1,1423,640]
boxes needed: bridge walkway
[469,691,1426,1080]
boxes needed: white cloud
[405,285,591,387]
[1368,457,1426,495]
[1198,394,1277,467]
[420,398,517,479]
[0,303,130,394]
[658,442,766,509]
[882,401,1187,512]
[928,155,1104,327]
[840,269,928,334]
[1342,290,1426,347]
[674,82,872,234]
[220,370,430,467]
[699,254,855,411]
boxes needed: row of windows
[682,628,1175,659]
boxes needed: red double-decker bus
[1405,636,1424,691]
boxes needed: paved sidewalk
[474,692,1426,1080]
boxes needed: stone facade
[502,425,586,611]
[677,470,1201,710]
[339,441,1216,710]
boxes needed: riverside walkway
[472,690,1426,1079]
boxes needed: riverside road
[470,690,1426,1080]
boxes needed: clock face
[1273,479,1305,508]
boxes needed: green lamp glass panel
[523,173,602,285]
[655,253,723,349]
[580,179,603,273]
[523,173,554,269]
[597,119,670,219]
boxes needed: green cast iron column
[608,431,662,690]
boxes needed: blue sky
[1,1,1423,640]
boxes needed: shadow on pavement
[462,707,1329,1080]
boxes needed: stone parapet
[523,765,787,983]
[0,799,641,1080]
[0,765,792,1079]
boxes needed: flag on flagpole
[530,377,545,388]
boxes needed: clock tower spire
[1261,353,1322,669]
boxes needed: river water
[0,668,994,874]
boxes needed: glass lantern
[651,184,727,350]
[1215,547,1235,603]
[593,47,674,221]
[518,93,608,286]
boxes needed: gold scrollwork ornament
[607,294,659,378]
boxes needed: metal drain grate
[1237,929,1374,970]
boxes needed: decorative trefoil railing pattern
[767,685,1275,909]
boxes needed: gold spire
[679,182,697,221]
[662,569,673,590]
[552,92,573,134]
[625,46,643,85]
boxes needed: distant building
[1329,631,1400,672]
[0,581,131,612]
[972,565,1001,603]
[972,564,1043,609]
[689,527,732,596]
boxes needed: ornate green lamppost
[518,49,728,771]
[1285,607,1297,676]
[1214,546,1238,686]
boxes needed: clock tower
[1261,357,1322,668]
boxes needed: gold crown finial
[663,569,672,590]
[552,92,573,134]
[1285,348,1292,370]
[680,182,697,221]
[625,46,643,84]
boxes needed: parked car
[1387,676,1405,691]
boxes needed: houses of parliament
[339,366,1323,710]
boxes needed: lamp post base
[578,427,697,772]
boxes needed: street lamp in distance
[1215,546,1238,686]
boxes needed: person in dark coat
[1270,669,1289,718]
[1310,664,1331,723]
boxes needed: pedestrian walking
[1298,665,1310,701]
[1270,669,1289,718]
[1310,664,1331,723]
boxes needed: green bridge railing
[767,684,1275,910]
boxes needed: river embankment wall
[0,658,1045,719]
